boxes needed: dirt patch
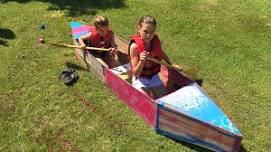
[27,116,81,152]
[0,92,20,116]
[74,93,129,135]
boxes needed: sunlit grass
[0,0,270,151]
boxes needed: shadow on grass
[195,78,203,86]
[166,136,212,152]
[1,0,126,16]
[65,61,86,71]
[164,135,247,152]
[0,28,16,46]
[239,144,248,152]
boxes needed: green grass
[0,0,270,151]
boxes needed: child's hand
[139,51,149,62]
[109,47,118,55]
[80,44,86,49]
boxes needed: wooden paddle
[50,43,110,52]
[51,43,198,80]
[148,57,198,80]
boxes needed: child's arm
[109,35,118,55]
[78,33,91,48]
[130,43,148,77]
[110,35,118,48]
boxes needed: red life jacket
[129,35,163,78]
[88,26,113,48]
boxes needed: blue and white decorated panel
[158,83,241,135]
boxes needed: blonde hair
[93,15,109,28]
[138,15,157,28]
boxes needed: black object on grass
[58,68,79,86]
[39,24,47,30]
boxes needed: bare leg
[103,52,119,68]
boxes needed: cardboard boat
[70,21,242,152]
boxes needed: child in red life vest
[129,15,172,99]
[79,15,119,68]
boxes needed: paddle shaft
[50,43,110,51]
[85,46,110,51]
[51,43,197,79]
[147,57,182,72]
[147,57,198,80]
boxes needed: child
[78,15,118,68]
[129,15,172,99]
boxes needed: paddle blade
[172,64,198,80]
[184,67,198,80]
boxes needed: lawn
[0,0,270,151]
